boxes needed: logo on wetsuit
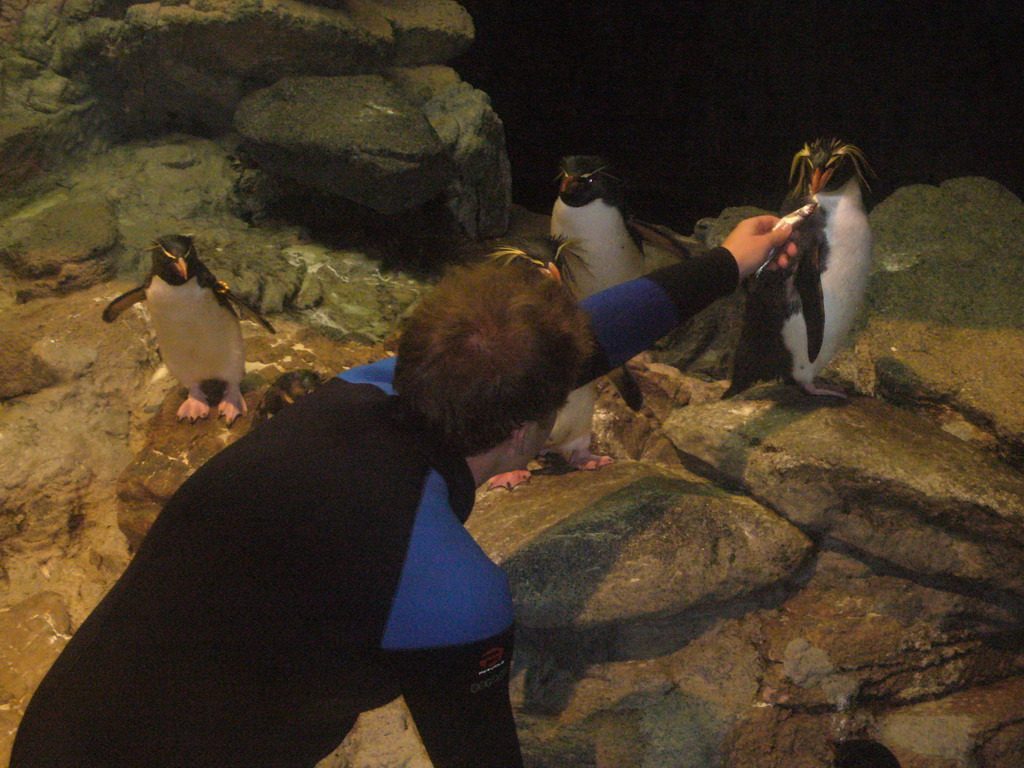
[471,646,509,693]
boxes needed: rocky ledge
[1,131,1023,767]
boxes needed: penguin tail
[721,380,744,399]
[608,366,644,411]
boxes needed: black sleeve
[577,246,739,383]
[382,626,523,768]
[643,246,739,317]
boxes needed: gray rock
[63,136,249,252]
[0,0,479,203]
[757,550,1024,711]
[419,77,511,238]
[655,204,769,379]
[510,619,765,768]
[15,0,64,65]
[0,330,60,401]
[273,242,430,343]
[694,205,770,248]
[369,0,475,66]
[870,177,1024,275]
[113,322,385,550]
[318,700,431,768]
[830,177,1024,465]
[470,461,812,635]
[120,0,393,82]
[234,75,453,214]
[25,71,73,114]
[663,390,1024,597]
[0,192,119,299]
[878,678,1024,768]
[0,592,72,741]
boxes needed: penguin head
[788,138,873,200]
[485,235,583,285]
[150,234,199,286]
[556,155,627,209]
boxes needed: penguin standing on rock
[103,234,276,425]
[725,139,874,398]
[488,156,648,490]
[549,155,646,299]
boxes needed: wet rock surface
[1,115,1023,767]
[234,75,453,213]
[0,0,503,239]
[663,389,1024,598]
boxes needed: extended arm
[577,216,795,382]
[577,246,738,382]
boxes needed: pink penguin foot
[565,450,614,471]
[801,379,848,398]
[488,470,533,491]
[218,382,248,426]
[549,433,613,472]
[177,393,211,422]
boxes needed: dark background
[455,1,1024,230]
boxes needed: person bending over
[10,217,794,768]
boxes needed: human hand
[721,215,799,278]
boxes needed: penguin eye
[155,244,177,261]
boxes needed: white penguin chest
[551,198,644,298]
[146,277,245,386]
[782,183,872,381]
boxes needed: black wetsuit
[9,249,738,768]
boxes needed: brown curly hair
[394,255,593,456]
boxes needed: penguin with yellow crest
[726,138,874,398]
[103,235,275,425]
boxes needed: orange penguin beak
[174,258,188,281]
[810,167,834,195]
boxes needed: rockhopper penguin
[725,138,873,397]
[549,155,646,299]
[102,234,276,425]
[488,156,648,490]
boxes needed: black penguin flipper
[724,272,792,398]
[793,245,825,363]
[628,217,695,260]
[102,284,148,322]
[196,263,277,334]
[221,288,277,334]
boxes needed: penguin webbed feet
[722,378,848,400]
[177,388,211,422]
[548,433,613,472]
[487,441,614,491]
[800,378,848,399]
[177,381,249,425]
[487,470,534,491]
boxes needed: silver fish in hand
[755,202,818,277]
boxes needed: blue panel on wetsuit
[382,470,514,649]
[580,277,678,369]
[337,357,397,394]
